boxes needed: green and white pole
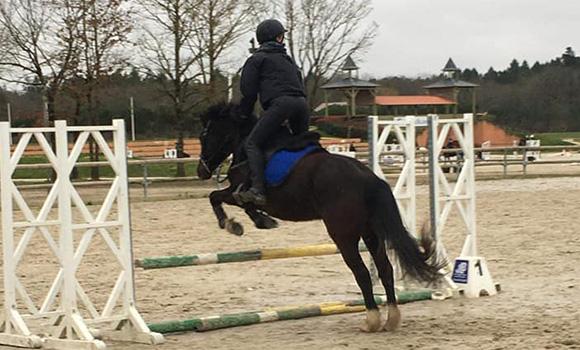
[136,243,368,270]
[148,289,433,334]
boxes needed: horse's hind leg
[334,237,382,332]
[362,233,401,331]
[244,207,278,229]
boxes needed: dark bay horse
[196,103,442,332]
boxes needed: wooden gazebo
[321,56,379,117]
[423,58,479,114]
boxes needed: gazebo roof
[321,77,379,90]
[423,78,479,89]
[341,55,359,71]
[443,58,460,72]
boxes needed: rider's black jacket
[239,42,306,117]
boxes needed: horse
[196,103,442,332]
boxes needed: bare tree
[0,25,10,72]
[75,0,132,124]
[74,0,132,179]
[0,0,81,125]
[137,0,203,176]
[191,0,264,101]
[280,0,377,106]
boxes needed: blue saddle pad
[264,145,319,187]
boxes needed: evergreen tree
[531,61,543,73]
[483,67,498,81]
[562,46,578,66]
[520,60,531,78]
[497,59,520,84]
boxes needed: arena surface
[2,176,579,350]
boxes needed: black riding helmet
[256,19,287,44]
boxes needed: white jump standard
[367,114,497,298]
[428,114,496,297]
[0,120,163,349]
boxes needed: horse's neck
[239,118,257,139]
[232,140,247,163]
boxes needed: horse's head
[197,102,256,179]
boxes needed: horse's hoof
[218,219,226,229]
[383,305,401,332]
[255,216,278,229]
[225,219,244,236]
[359,309,382,333]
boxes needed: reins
[216,160,247,185]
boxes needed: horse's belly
[267,210,320,222]
[265,195,320,222]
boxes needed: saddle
[264,130,323,158]
[236,129,325,188]
[264,131,324,187]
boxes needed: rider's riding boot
[239,142,267,206]
[238,186,267,206]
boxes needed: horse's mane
[201,102,237,124]
[201,102,257,137]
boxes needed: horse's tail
[367,179,442,283]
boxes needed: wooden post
[6,103,12,145]
[472,88,477,115]
[130,97,136,141]
[351,88,356,116]
[371,89,378,115]
[522,146,528,176]
[503,149,508,177]
[453,88,459,114]
[324,90,329,117]
[143,164,149,200]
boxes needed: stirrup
[237,188,267,206]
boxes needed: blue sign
[452,259,469,283]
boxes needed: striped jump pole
[147,289,433,334]
[136,243,369,270]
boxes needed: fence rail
[7,145,580,199]
[13,144,580,170]
[14,157,201,170]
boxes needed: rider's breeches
[245,96,310,191]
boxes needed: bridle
[199,121,235,176]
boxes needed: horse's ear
[203,103,226,123]
[229,104,241,118]
[230,104,255,124]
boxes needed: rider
[237,19,310,206]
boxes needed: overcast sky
[362,0,580,78]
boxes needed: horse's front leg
[209,188,244,235]
[209,188,278,235]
